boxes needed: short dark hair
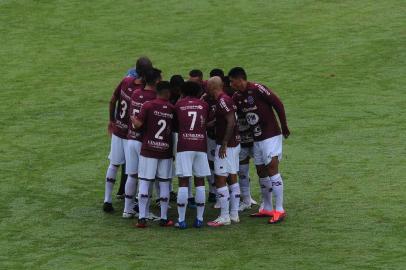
[181,81,201,97]
[145,68,162,85]
[189,69,203,78]
[135,56,152,77]
[156,81,171,94]
[209,68,224,78]
[228,67,247,80]
[170,75,184,89]
[223,76,230,87]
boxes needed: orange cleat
[268,210,286,224]
[250,209,274,218]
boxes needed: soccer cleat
[188,197,197,209]
[250,209,274,218]
[147,212,160,221]
[238,201,252,212]
[208,192,217,203]
[122,212,136,219]
[135,218,147,228]
[159,219,174,227]
[103,202,114,213]
[230,214,240,223]
[175,220,188,229]
[207,216,231,227]
[193,219,204,228]
[268,210,286,224]
[170,191,177,202]
[250,198,258,205]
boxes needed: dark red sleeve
[136,102,149,124]
[258,85,288,129]
[109,80,123,121]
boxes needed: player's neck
[144,85,155,91]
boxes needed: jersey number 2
[155,119,166,140]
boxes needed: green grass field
[1,0,405,269]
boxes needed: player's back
[139,98,175,159]
[175,97,209,153]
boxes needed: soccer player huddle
[103,57,290,229]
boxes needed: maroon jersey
[215,93,240,147]
[127,88,156,141]
[202,94,217,140]
[137,98,175,159]
[175,97,209,153]
[233,82,288,141]
[111,77,141,139]
[237,113,254,148]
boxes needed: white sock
[138,180,151,219]
[207,171,216,194]
[229,183,241,217]
[146,183,153,217]
[104,164,118,203]
[195,186,205,221]
[188,179,193,199]
[177,187,188,222]
[159,181,170,220]
[217,186,230,219]
[271,174,284,212]
[259,177,273,211]
[238,164,251,204]
[124,175,137,213]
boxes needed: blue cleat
[193,219,204,228]
[175,220,187,229]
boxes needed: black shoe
[188,197,197,209]
[159,219,174,227]
[103,202,114,213]
[208,192,217,203]
[170,191,177,202]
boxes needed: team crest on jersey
[246,112,259,125]
[140,95,143,98]
[247,96,254,105]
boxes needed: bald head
[207,76,223,98]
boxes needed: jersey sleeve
[218,96,234,115]
[136,101,149,124]
[257,84,288,129]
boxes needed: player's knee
[268,158,279,175]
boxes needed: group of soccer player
[102,56,290,229]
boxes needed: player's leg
[192,152,211,228]
[103,135,125,212]
[123,140,141,218]
[175,151,193,229]
[157,158,174,227]
[208,145,231,227]
[116,164,127,199]
[250,140,274,217]
[226,145,241,223]
[263,135,285,224]
[238,147,252,211]
[136,156,158,228]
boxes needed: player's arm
[219,111,236,159]
[260,86,290,138]
[108,81,122,135]
[131,102,148,130]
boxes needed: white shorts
[108,134,127,165]
[214,144,241,177]
[239,146,254,161]
[175,151,211,177]
[125,140,142,175]
[207,138,216,162]
[253,135,283,166]
[138,155,174,181]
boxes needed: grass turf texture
[0,0,405,269]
